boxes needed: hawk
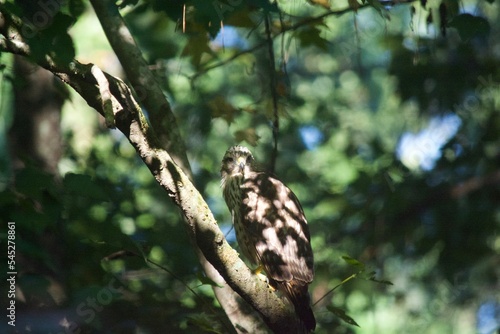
[220,145,315,333]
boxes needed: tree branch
[0,7,302,333]
[191,0,419,79]
[85,1,273,332]
[264,13,279,173]
[88,0,191,175]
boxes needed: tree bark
[9,56,65,174]
[87,1,269,332]
[0,5,303,333]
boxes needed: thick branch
[98,73,298,333]
[85,2,272,332]
[89,0,191,175]
[0,9,301,332]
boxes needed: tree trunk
[9,56,65,174]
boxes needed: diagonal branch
[85,2,270,332]
[0,8,301,333]
[89,0,191,175]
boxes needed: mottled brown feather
[221,146,316,333]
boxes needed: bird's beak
[236,156,246,172]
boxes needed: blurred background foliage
[0,0,499,333]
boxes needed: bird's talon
[253,265,268,283]
[252,266,276,291]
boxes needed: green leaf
[225,10,259,28]
[296,26,328,50]
[326,305,360,327]
[341,255,365,268]
[25,13,76,63]
[181,32,213,67]
[50,32,76,64]
[15,166,54,200]
[186,314,223,333]
[45,13,76,36]
[63,173,108,201]
[366,0,389,18]
[449,14,491,42]
[364,271,393,285]
[68,0,87,18]
[369,277,394,285]
[386,167,405,184]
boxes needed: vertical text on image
[7,221,17,326]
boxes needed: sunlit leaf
[341,255,365,268]
[386,168,405,184]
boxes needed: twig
[265,14,279,173]
[101,248,233,332]
[190,0,419,79]
[313,271,360,306]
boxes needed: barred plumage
[220,145,315,333]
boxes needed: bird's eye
[246,156,253,164]
[224,157,234,163]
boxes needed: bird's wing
[241,172,314,284]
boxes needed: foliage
[1,0,499,333]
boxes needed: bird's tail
[281,281,316,333]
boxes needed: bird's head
[220,145,255,180]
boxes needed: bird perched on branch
[220,145,315,333]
